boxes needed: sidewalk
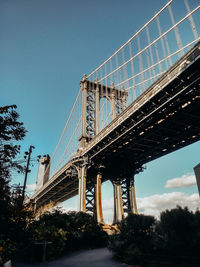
[13,248,130,267]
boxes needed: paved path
[14,248,131,267]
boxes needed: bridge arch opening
[101,180,114,224]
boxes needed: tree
[27,210,108,261]
[157,206,199,256]
[119,213,156,253]
[109,208,200,265]
[0,105,28,263]
[0,104,26,215]
[0,105,26,180]
[109,213,156,265]
[0,105,27,234]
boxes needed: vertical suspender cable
[145,27,153,85]
[184,0,199,40]
[115,54,120,88]
[156,16,171,69]
[146,26,156,81]
[122,48,129,92]
[168,4,183,57]
[87,0,174,79]
[154,41,162,75]
[105,63,108,126]
[128,41,136,102]
[137,34,145,94]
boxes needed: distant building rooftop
[194,163,200,196]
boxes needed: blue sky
[1,0,199,222]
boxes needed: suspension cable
[43,88,81,177]
[87,0,174,78]
[97,5,200,84]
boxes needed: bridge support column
[113,181,124,223]
[78,165,87,212]
[95,172,103,223]
[129,179,138,214]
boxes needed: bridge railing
[87,0,200,130]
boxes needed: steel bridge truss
[76,162,138,224]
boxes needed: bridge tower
[78,75,138,223]
[79,74,127,147]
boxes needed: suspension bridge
[30,0,200,223]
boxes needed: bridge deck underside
[33,43,200,209]
[34,173,78,208]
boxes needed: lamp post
[21,145,35,205]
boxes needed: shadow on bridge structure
[30,0,200,224]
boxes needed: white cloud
[99,192,199,221]
[137,192,199,218]
[60,198,114,224]
[165,173,196,189]
[102,192,200,220]
[61,205,77,213]
[59,191,200,222]
[102,198,114,224]
[60,200,77,213]
[26,183,36,191]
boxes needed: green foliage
[0,239,17,264]
[28,210,68,258]
[157,206,200,256]
[0,105,32,264]
[27,210,108,261]
[0,105,28,240]
[0,178,12,237]
[0,105,109,263]
[0,183,34,264]
[109,213,156,264]
[119,213,156,252]
[0,105,26,180]
[109,207,200,266]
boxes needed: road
[14,248,132,267]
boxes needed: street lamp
[21,145,35,205]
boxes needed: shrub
[109,213,156,264]
[27,210,108,261]
[0,239,17,264]
[109,207,200,265]
[156,206,200,257]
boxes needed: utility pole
[22,145,35,205]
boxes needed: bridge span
[30,1,200,223]
[31,42,200,221]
